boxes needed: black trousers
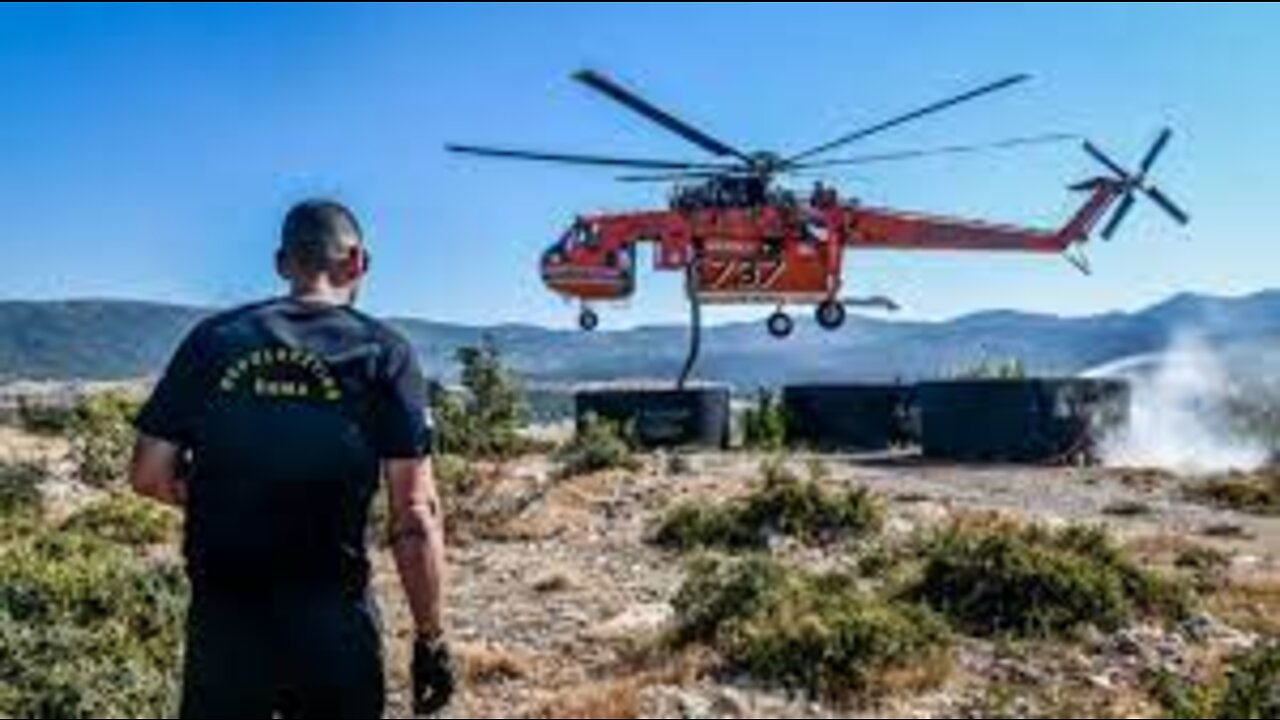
[180,583,385,719]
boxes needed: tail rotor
[1084,128,1190,240]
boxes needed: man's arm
[129,434,187,509]
[131,321,207,508]
[386,456,447,639]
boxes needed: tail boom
[843,179,1125,254]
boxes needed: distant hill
[2,291,1279,388]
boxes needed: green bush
[1175,545,1232,592]
[0,462,44,520]
[655,460,883,551]
[1155,640,1280,719]
[0,527,187,718]
[673,555,950,700]
[432,340,531,460]
[554,414,640,479]
[913,521,1190,638]
[68,391,142,488]
[742,388,788,452]
[672,555,788,644]
[16,401,77,437]
[1190,470,1280,516]
[1216,641,1280,719]
[61,494,181,547]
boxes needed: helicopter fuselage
[541,186,848,306]
[540,177,1131,333]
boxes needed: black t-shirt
[135,298,431,591]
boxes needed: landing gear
[816,299,847,331]
[766,310,795,339]
[579,307,600,332]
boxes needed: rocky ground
[367,451,1280,719]
[4,422,1276,719]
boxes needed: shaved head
[279,199,364,277]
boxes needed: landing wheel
[816,299,847,331]
[579,308,600,332]
[766,310,795,339]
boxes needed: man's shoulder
[185,299,281,342]
[184,300,417,363]
[339,306,413,351]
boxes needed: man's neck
[289,285,353,308]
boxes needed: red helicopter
[448,70,1188,345]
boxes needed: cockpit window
[560,222,604,253]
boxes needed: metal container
[916,378,1130,464]
[783,384,914,451]
[575,386,732,449]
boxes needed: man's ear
[346,246,370,280]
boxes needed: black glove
[412,635,456,717]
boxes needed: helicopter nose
[540,244,568,287]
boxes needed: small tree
[432,337,530,459]
[554,414,639,479]
[743,388,788,451]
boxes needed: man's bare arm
[386,457,448,639]
[129,434,187,509]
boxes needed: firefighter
[130,200,454,718]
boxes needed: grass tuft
[654,460,883,551]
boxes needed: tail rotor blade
[1081,129,1188,242]
[1139,128,1174,178]
[1146,186,1191,226]
[1084,141,1131,181]
[1102,193,1137,241]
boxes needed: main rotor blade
[787,74,1032,163]
[1139,127,1173,178]
[574,69,751,162]
[1146,186,1191,225]
[616,171,741,183]
[1102,193,1137,240]
[1084,140,1132,181]
[790,132,1079,170]
[446,144,730,171]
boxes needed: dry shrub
[1208,575,1280,636]
[457,643,534,686]
[531,569,579,595]
[527,650,708,720]
[913,519,1192,638]
[672,555,950,702]
[654,460,883,551]
[1190,469,1280,516]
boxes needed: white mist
[1093,333,1269,475]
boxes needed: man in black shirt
[130,200,454,718]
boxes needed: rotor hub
[748,151,786,176]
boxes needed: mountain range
[1,291,1278,388]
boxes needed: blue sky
[0,2,1275,328]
